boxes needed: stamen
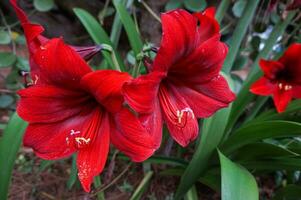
[40,46,46,50]
[75,137,91,145]
[70,129,81,135]
[33,75,39,85]
[176,108,195,124]
[278,83,283,89]
[284,85,292,91]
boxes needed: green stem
[215,0,231,23]
[93,176,105,200]
[101,44,121,71]
[222,0,260,74]
[140,0,161,23]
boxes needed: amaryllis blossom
[286,0,301,10]
[12,0,160,192]
[123,8,235,147]
[250,43,301,113]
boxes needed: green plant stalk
[222,0,260,74]
[184,185,198,200]
[129,171,153,200]
[101,44,121,71]
[215,0,231,23]
[226,11,296,133]
[94,176,105,200]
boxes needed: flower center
[176,108,195,124]
[278,82,292,91]
[158,85,195,128]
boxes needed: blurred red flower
[287,0,301,10]
[11,0,161,192]
[123,8,235,147]
[250,43,301,113]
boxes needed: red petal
[273,88,293,113]
[77,112,110,192]
[176,75,235,118]
[111,107,162,162]
[168,35,228,82]
[153,9,199,72]
[259,59,284,79]
[123,71,165,113]
[194,7,220,43]
[80,70,131,113]
[23,107,102,160]
[279,43,301,84]
[17,85,93,123]
[159,84,198,147]
[33,38,92,87]
[250,77,276,96]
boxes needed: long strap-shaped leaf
[218,151,259,200]
[74,8,125,71]
[0,113,27,200]
[222,120,301,154]
[222,0,260,73]
[113,0,143,56]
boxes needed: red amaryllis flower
[123,8,235,147]
[286,0,301,10]
[250,43,301,113]
[12,0,161,192]
[11,0,101,78]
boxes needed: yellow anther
[284,85,292,91]
[33,75,39,85]
[70,129,80,135]
[176,108,195,124]
[75,137,91,145]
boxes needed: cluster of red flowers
[11,0,301,192]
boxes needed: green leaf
[0,113,27,200]
[241,158,301,171]
[272,185,301,200]
[130,171,153,200]
[232,0,247,18]
[176,107,231,199]
[232,142,299,161]
[73,8,125,71]
[0,95,14,108]
[184,185,198,200]
[16,57,30,71]
[222,0,260,73]
[218,151,259,200]
[0,52,16,68]
[251,99,301,123]
[222,121,301,154]
[165,0,183,11]
[183,0,207,12]
[0,31,11,45]
[113,0,143,56]
[175,74,234,199]
[34,0,55,12]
